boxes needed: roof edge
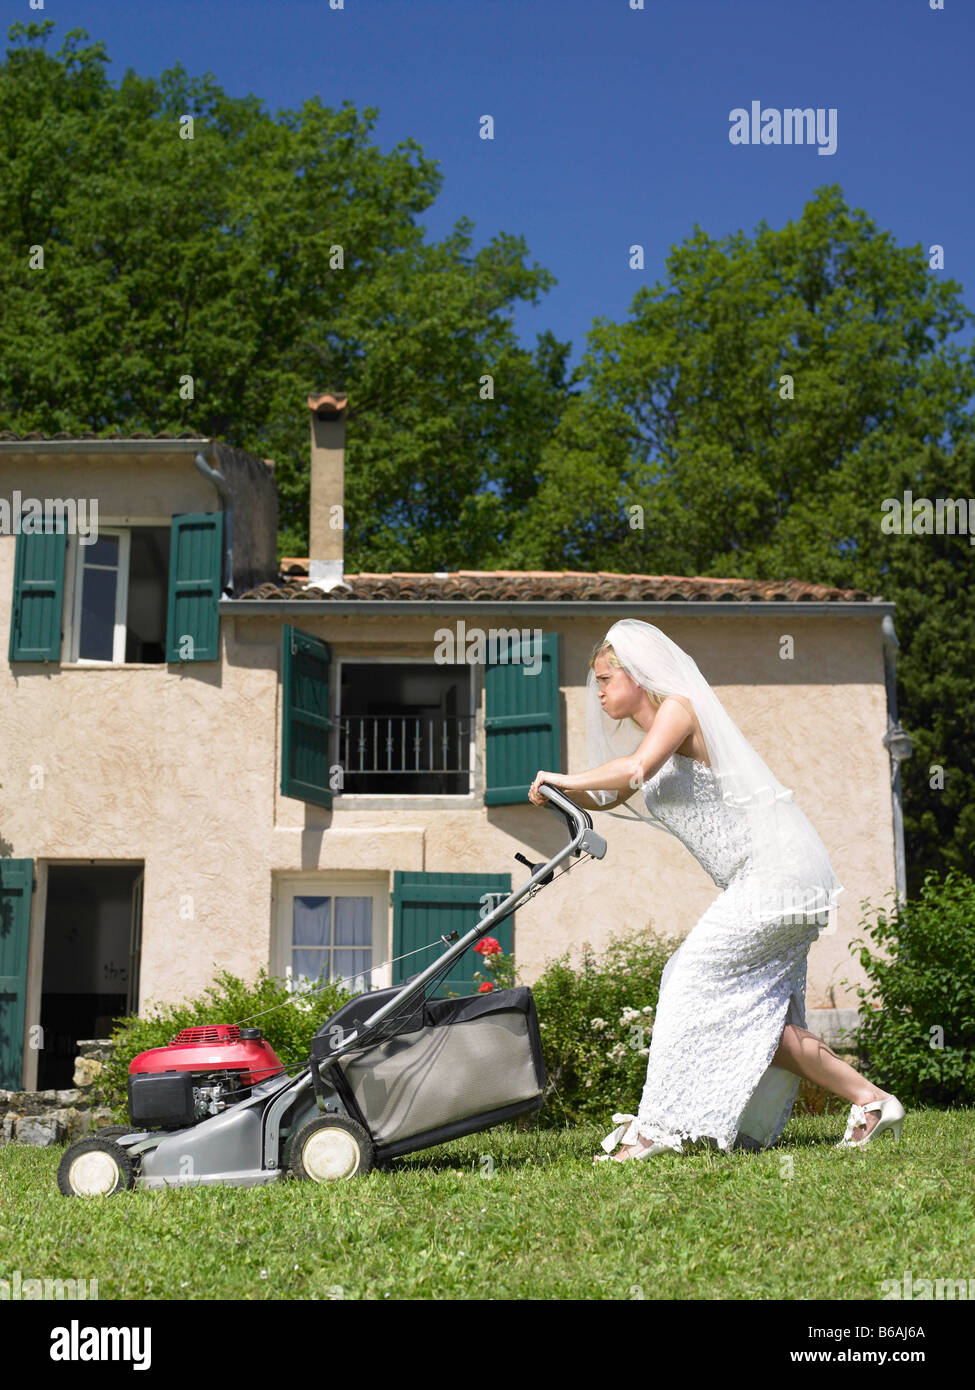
[0,438,213,455]
[221,597,895,618]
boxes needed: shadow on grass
[384,1115,862,1174]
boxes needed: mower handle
[536,782,607,859]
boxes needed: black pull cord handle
[514,851,555,886]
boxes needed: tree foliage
[0,21,574,562]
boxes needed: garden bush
[845,867,975,1107]
[94,968,353,1118]
[527,927,680,1128]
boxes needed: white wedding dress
[601,752,832,1155]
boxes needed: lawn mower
[57,784,606,1195]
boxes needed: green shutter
[391,871,512,998]
[166,512,223,662]
[8,530,66,662]
[483,630,561,806]
[281,624,333,809]
[0,858,34,1089]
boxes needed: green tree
[0,20,574,564]
[507,185,975,576]
[868,430,975,895]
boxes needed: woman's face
[593,653,647,721]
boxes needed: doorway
[37,864,144,1090]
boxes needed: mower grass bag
[312,985,546,1155]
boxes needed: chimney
[307,391,350,591]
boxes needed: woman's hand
[528,771,562,806]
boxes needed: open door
[37,864,143,1088]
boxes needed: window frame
[63,515,171,668]
[271,875,390,995]
[333,655,477,802]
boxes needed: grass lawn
[1,1108,973,1301]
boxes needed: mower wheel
[288,1115,374,1182]
[95,1125,133,1139]
[58,1137,136,1197]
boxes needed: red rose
[475,937,502,956]
[478,981,495,993]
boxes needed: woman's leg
[772,1023,888,1141]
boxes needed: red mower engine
[127,1025,285,1130]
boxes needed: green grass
[2,1110,974,1301]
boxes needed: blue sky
[30,0,975,376]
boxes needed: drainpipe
[194,450,234,597]
[880,614,913,910]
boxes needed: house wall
[241,608,892,1011]
[2,451,217,520]
[1,490,896,1059]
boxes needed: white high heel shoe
[593,1141,672,1164]
[593,1113,673,1164]
[835,1094,906,1149]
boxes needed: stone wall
[0,1040,116,1148]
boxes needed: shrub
[94,968,353,1118]
[528,927,679,1128]
[845,868,975,1107]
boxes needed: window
[9,512,222,666]
[273,878,389,995]
[68,526,170,664]
[291,895,372,993]
[336,661,473,795]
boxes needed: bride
[528,619,905,1162]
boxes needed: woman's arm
[527,698,695,806]
[550,785,621,813]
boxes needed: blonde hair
[589,640,665,710]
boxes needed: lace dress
[602,753,830,1155]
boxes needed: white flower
[638,1048,650,1057]
[619,1006,642,1026]
[590,1017,608,1032]
[642,1005,654,1016]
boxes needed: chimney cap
[308,391,349,417]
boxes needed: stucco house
[0,394,909,1092]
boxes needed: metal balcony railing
[336,714,472,776]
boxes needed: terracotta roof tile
[239,567,880,603]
